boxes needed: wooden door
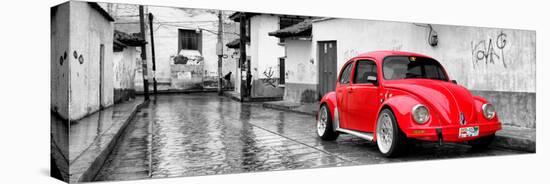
[318,41,337,99]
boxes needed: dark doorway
[99,44,105,108]
[279,57,285,85]
[317,41,337,99]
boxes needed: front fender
[378,95,423,138]
[473,95,500,123]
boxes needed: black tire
[468,134,495,149]
[376,108,408,157]
[317,104,339,141]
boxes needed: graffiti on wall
[471,32,508,68]
[344,49,360,61]
[390,39,403,51]
[261,67,278,87]
[114,52,138,89]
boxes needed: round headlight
[482,103,496,120]
[412,104,430,124]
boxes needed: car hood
[384,79,476,126]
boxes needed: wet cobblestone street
[94,93,525,181]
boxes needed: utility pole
[239,12,249,99]
[139,5,149,100]
[148,12,158,95]
[216,10,223,96]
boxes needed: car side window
[353,60,377,84]
[339,62,353,84]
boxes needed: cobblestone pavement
[94,94,525,181]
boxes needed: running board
[335,128,374,141]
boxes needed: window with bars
[178,29,202,52]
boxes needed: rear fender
[319,92,339,129]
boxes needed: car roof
[350,50,434,64]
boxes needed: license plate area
[459,126,479,138]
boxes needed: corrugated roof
[114,30,146,46]
[228,12,259,22]
[226,37,249,49]
[268,19,312,38]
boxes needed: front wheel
[317,104,339,141]
[376,108,407,157]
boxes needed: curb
[261,103,316,116]
[74,100,148,183]
[261,103,535,153]
[493,132,536,153]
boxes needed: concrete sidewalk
[261,100,535,153]
[68,98,146,183]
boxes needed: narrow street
[94,93,525,181]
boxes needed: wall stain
[78,54,84,64]
[59,51,68,66]
[300,89,317,103]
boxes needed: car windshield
[383,56,448,81]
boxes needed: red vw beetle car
[316,51,501,157]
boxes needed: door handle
[347,87,354,93]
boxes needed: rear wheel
[317,104,339,141]
[376,108,407,157]
[468,134,495,149]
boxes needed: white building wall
[145,6,219,81]
[249,15,285,97]
[311,18,535,93]
[281,39,317,103]
[107,5,238,91]
[250,15,285,80]
[69,1,114,120]
[311,18,536,128]
[51,2,70,119]
[285,39,314,84]
[113,47,138,90]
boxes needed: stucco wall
[113,47,138,103]
[113,47,138,89]
[110,6,238,91]
[310,18,536,128]
[282,39,316,103]
[311,18,536,93]
[249,15,285,97]
[68,1,114,120]
[51,2,70,120]
[285,39,314,84]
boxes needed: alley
[94,93,525,181]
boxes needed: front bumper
[404,122,502,142]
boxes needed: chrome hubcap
[377,113,394,154]
[317,106,328,137]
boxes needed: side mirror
[451,80,457,84]
[367,76,378,85]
